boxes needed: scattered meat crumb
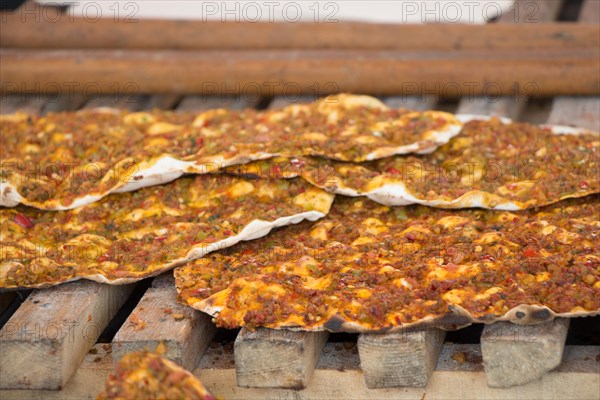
[452,351,466,365]
[156,342,168,355]
[130,312,147,331]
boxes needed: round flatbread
[176,195,600,332]
[0,175,333,289]
[0,94,460,210]
[227,117,599,210]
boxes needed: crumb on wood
[156,341,168,355]
[342,341,355,351]
[452,351,466,365]
[130,312,147,331]
[163,307,173,315]
[173,313,185,321]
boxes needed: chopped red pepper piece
[523,247,537,258]
[14,213,34,228]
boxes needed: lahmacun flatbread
[176,195,599,332]
[97,351,215,400]
[227,118,599,210]
[0,94,461,210]
[0,176,333,289]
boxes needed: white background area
[36,0,516,24]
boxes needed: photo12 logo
[199,1,340,22]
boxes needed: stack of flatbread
[2,94,599,334]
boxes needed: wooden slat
[81,94,148,110]
[382,96,437,111]
[456,0,563,119]
[0,94,46,114]
[111,274,216,370]
[1,14,597,50]
[357,329,446,388]
[82,94,182,111]
[2,343,598,400]
[580,0,600,23]
[0,281,134,390]
[41,94,87,115]
[481,319,571,387]
[456,99,525,120]
[143,94,182,110]
[546,96,600,131]
[269,95,319,109]
[176,95,260,112]
[2,47,598,96]
[234,328,329,389]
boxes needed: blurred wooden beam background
[1,6,598,96]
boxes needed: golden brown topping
[176,195,600,332]
[0,176,333,289]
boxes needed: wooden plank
[143,94,181,110]
[0,94,46,114]
[481,319,571,388]
[176,95,260,112]
[580,0,600,23]
[1,14,597,51]
[234,328,329,389]
[2,343,598,400]
[82,94,181,111]
[457,0,563,119]
[546,96,600,131]
[383,96,437,111]
[0,281,134,390]
[1,48,598,96]
[111,274,216,370]
[358,329,446,388]
[269,95,319,109]
[456,99,525,120]
[267,94,428,111]
[81,94,148,111]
